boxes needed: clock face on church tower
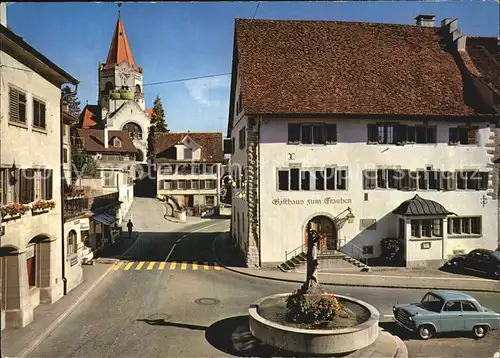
[118,67,131,81]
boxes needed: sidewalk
[2,262,114,358]
[213,235,500,293]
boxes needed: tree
[147,95,169,159]
[61,85,81,117]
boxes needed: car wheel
[473,325,488,339]
[418,325,434,340]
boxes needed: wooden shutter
[40,102,46,128]
[395,125,407,144]
[185,180,192,190]
[468,127,477,144]
[9,88,19,122]
[407,126,416,143]
[325,124,337,144]
[479,172,488,190]
[33,100,40,127]
[367,124,378,143]
[408,171,417,190]
[45,169,53,200]
[287,123,300,144]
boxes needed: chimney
[440,18,467,51]
[415,14,435,27]
[104,124,109,149]
[0,3,6,27]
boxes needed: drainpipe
[60,85,78,295]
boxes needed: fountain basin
[249,293,380,355]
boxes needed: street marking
[169,262,177,270]
[214,264,221,271]
[124,262,134,271]
[181,262,187,270]
[192,262,198,270]
[136,262,145,270]
[112,262,123,270]
[158,262,166,270]
[204,262,210,270]
[147,262,155,270]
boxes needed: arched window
[123,122,143,140]
[104,82,114,94]
[67,230,78,255]
[135,84,141,93]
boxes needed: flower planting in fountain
[31,200,56,211]
[1,203,31,218]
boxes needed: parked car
[446,248,500,280]
[393,290,500,340]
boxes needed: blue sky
[5,1,498,133]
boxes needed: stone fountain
[248,223,381,356]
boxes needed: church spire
[104,5,138,70]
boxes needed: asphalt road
[27,199,500,358]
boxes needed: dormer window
[184,147,192,160]
[112,137,122,147]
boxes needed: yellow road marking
[181,262,187,270]
[159,262,166,270]
[204,262,210,270]
[124,262,134,271]
[214,264,221,271]
[112,262,123,271]
[169,262,177,270]
[192,262,198,270]
[135,262,145,270]
[147,262,155,270]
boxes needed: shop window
[205,195,215,207]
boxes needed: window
[363,170,376,189]
[461,301,477,312]
[67,230,77,256]
[428,171,440,190]
[160,165,174,175]
[33,98,46,129]
[26,246,36,287]
[239,127,246,149]
[163,180,172,190]
[287,123,337,144]
[368,123,436,144]
[456,171,488,190]
[63,148,68,163]
[41,169,53,200]
[184,148,192,160]
[276,167,347,191]
[278,170,289,190]
[0,169,6,205]
[236,93,243,114]
[191,180,199,190]
[113,137,122,147]
[362,246,374,255]
[376,169,387,188]
[205,180,217,190]
[447,217,482,236]
[177,180,186,189]
[19,169,35,204]
[205,195,215,207]
[9,87,27,123]
[444,301,462,312]
[442,171,456,191]
[449,126,478,145]
[410,219,443,238]
[104,171,116,187]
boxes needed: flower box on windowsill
[31,200,56,215]
[1,203,31,221]
[65,195,85,200]
[31,208,50,215]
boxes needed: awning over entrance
[92,212,117,226]
[392,194,454,216]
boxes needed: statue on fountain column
[302,222,325,294]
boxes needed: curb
[16,264,115,358]
[212,237,500,293]
[393,333,409,358]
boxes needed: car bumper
[393,317,415,332]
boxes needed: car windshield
[419,293,444,313]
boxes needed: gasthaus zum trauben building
[225,15,500,268]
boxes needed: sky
[5,1,499,134]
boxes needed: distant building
[226,16,500,268]
[154,132,224,216]
[0,22,78,329]
[75,13,152,163]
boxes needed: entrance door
[184,195,194,207]
[304,216,337,252]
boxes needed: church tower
[98,11,145,116]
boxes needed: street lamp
[346,207,355,224]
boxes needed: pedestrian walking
[127,219,133,239]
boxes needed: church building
[77,12,152,162]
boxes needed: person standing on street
[127,219,133,239]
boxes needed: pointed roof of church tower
[104,14,140,71]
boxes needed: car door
[461,300,480,331]
[465,251,482,271]
[440,301,464,332]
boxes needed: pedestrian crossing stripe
[112,261,221,271]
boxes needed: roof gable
[232,18,483,118]
[75,128,137,154]
[154,132,223,163]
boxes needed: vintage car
[393,290,500,340]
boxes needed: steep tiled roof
[103,16,140,71]
[75,128,137,153]
[154,132,223,163]
[392,194,454,216]
[466,37,500,94]
[145,108,153,118]
[78,105,103,129]
[233,19,485,117]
